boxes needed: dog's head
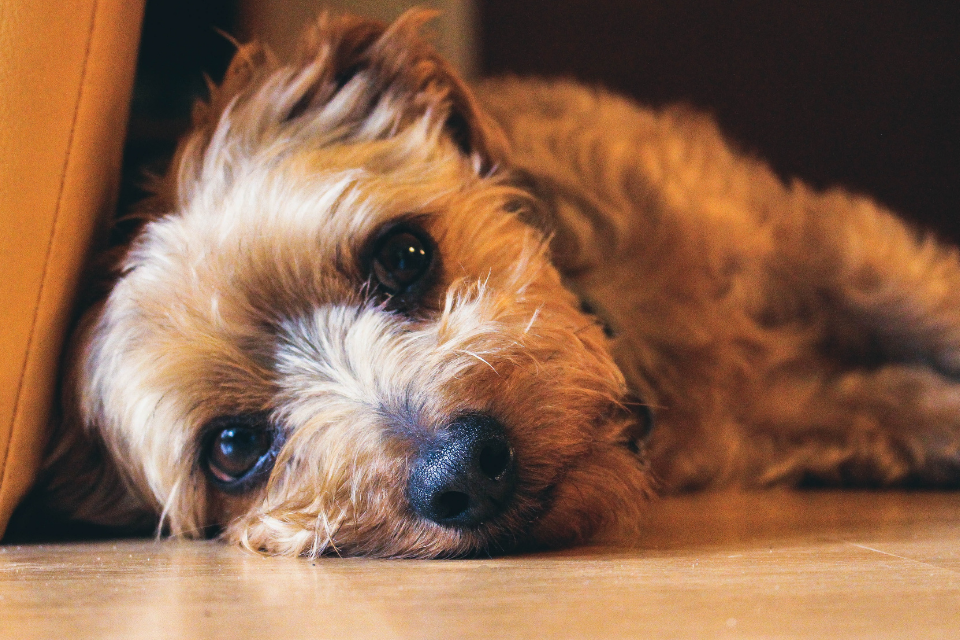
[73,11,652,557]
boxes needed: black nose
[407,413,517,528]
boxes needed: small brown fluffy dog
[33,10,960,557]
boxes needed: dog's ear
[165,10,505,208]
[292,9,505,165]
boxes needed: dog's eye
[203,415,278,493]
[371,227,434,294]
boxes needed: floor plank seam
[844,541,960,575]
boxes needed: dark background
[125,1,960,242]
[478,1,960,242]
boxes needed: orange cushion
[0,0,145,537]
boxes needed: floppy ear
[163,9,505,209]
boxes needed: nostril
[478,441,512,480]
[435,491,470,520]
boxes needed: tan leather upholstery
[0,0,145,537]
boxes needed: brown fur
[479,78,960,490]
[28,10,960,557]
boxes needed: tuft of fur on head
[44,9,653,558]
[162,9,505,214]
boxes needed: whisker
[524,306,542,333]
[460,350,500,376]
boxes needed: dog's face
[74,12,652,557]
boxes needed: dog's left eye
[370,226,434,294]
[203,415,278,493]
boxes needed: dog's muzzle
[407,413,517,529]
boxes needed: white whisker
[524,306,542,333]
[460,350,500,376]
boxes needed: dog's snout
[407,413,517,529]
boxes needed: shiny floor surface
[2,491,959,639]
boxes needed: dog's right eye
[202,415,278,493]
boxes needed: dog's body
[28,11,960,557]
[479,78,960,493]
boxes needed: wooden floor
[2,491,959,639]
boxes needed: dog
[27,9,960,558]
